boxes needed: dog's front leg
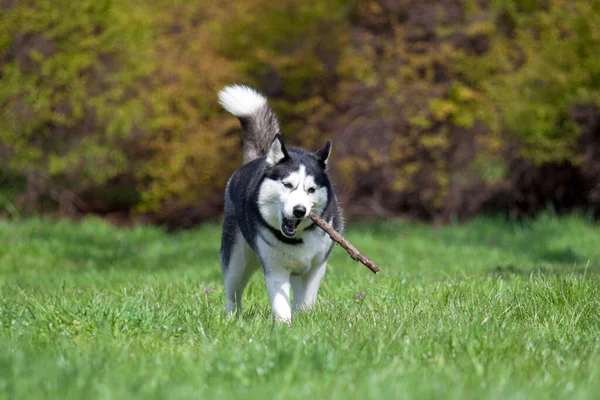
[265,267,292,323]
[292,261,327,313]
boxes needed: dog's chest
[257,228,332,275]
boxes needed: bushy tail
[218,85,281,164]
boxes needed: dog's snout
[293,205,307,218]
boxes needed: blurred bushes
[1,0,599,224]
[1,0,153,212]
[320,0,600,220]
[0,0,241,222]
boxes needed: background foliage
[1,0,599,225]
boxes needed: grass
[0,213,599,399]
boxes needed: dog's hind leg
[221,228,257,316]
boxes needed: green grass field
[1,214,599,399]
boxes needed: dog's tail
[218,85,281,164]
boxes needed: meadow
[0,214,599,399]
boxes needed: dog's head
[258,135,332,238]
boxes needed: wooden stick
[308,213,380,275]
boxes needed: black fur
[220,147,344,272]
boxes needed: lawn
[0,214,599,399]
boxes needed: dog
[218,85,344,322]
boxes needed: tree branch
[308,213,380,275]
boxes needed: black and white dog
[218,85,344,322]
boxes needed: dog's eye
[283,182,294,189]
[307,187,316,194]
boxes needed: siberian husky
[218,85,344,322]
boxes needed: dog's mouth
[281,217,302,237]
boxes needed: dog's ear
[314,140,332,169]
[266,134,289,166]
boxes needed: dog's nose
[293,205,307,218]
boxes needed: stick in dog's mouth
[308,213,381,275]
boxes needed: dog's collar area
[265,223,304,245]
[258,218,319,245]
[257,211,323,245]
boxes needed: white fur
[218,85,267,117]
[222,228,260,315]
[266,137,287,166]
[257,226,332,274]
[265,269,292,323]
[222,216,333,322]
[253,164,334,320]
[257,178,283,229]
[281,167,327,224]
[291,260,327,311]
[282,166,312,218]
[258,222,333,320]
[258,165,327,235]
